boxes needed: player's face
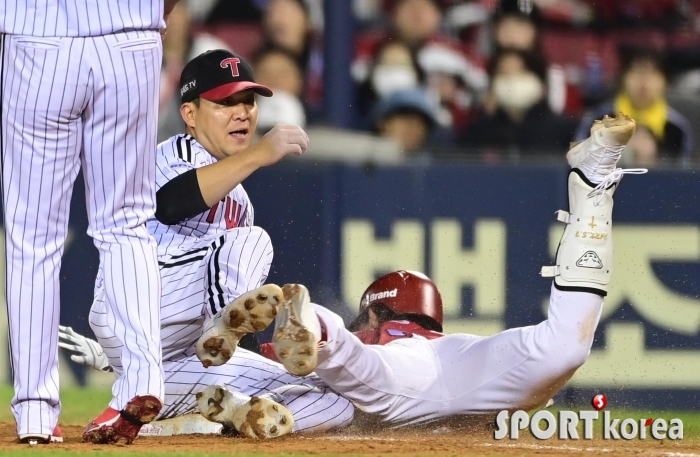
[357,309,381,332]
[187,90,259,160]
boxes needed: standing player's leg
[1,34,89,441]
[80,31,164,441]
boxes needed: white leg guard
[541,169,616,296]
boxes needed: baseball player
[258,113,647,426]
[63,113,646,431]
[79,49,353,440]
[1,0,182,444]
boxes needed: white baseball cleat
[19,426,63,444]
[196,284,283,368]
[139,414,224,436]
[566,112,636,181]
[272,284,322,376]
[196,385,294,439]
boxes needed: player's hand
[58,325,113,373]
[256,124,309,166]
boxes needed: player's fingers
[287,130,308,147]
[70,355,88,365]
[58,341,81,351]
[288,144,303,156]
[58,334,80,345]
[294,133,308,153]
[277,124,306,138]
[59,342,83,356]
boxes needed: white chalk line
[480,442,613,453]
[303,435,699,456]
[481,443,699,456]
[302,435,403,442]
[664,453,700,457]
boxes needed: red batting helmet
[359,270,443,325]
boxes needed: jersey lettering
[205,196,244,228]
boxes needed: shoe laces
[578,138,626,178]
[588,167,648,205]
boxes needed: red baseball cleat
[18,425,63,444]
[82,395,162,444]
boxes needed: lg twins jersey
[149,134,254,256]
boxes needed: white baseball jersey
[88,134,348,433]
[1,28,165,438]
[91,224,352,433]
[0,1,165,37]
[145,135,266,360]
[312,285,603,427]
[150,134,254,257]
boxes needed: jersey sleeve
[155,136,197,190]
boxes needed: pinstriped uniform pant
[0,31,164,435]
[91,227,274,365]
[91,226,354,433]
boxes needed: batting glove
[58,325,113,373]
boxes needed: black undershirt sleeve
[155,169,210,225]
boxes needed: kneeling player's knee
[242,225,270,242]
[250,226,272,250]
[224,226,273,254]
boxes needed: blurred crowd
[158,0,700,167]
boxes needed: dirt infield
[0,422,699,456]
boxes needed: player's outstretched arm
[58,325,113,373]
[195,124,308,207]
[155,124,308,225]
